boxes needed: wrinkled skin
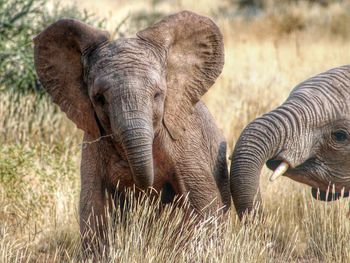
[230,65,350,219]
[34,11,230,253]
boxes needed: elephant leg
[79,182,109,257]
[80,186,133,259]
[79,134,111,258]
[176,169,223,218]
[213,141,231,213]
[176,141,230,219]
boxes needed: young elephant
[231,65,350,219]
[34,11,230,250]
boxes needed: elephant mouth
[266,157,315,181]
[267,159,350,201]
[266,159,286,172]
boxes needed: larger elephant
[34,11,230,251]
[231,65,350,219]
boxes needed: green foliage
[39,1,105,30]
[216,0,344,19]
[234,0,341,9]
[235,0,264,9]
[128,10,166,35]
[0,0,104,94]
[0,143,79,218]
[0,0,44,93]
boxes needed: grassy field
[1,0,350,262]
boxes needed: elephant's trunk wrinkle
[285,103,304,134]
[123,144,152,154]
[114,111,154,189]
[128,156,153,167]
[289,93,316,125]
[290,66,350,124]
[119,126,153,137]
[267,112,290,146]
[231,109,294,218]
[274,105,302,138]
[253,119,278,145]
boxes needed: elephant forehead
[88,38,163,75]
[94,74,159,93]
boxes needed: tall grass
[0,92,80,145]
[2,0,350,262]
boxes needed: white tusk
[269,162,289,182]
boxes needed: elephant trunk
[230,107,294,219]
[122,128,154,189]
[112,107,154,189]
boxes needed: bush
[235,0,340,9]
[0,0,104,94]
[0,0,44,93]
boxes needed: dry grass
[2,0,350,262]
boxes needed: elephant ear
[34,19,110,137]
[137,11,224,139]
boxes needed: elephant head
[230,65,350,219]
[34,11,224,190]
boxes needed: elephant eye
[154,91,162,100]
[332,129,348,143]
[94,94,106,106]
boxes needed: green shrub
[234,0,340,9]
[0,0,44,93]
[0,0,104,94]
